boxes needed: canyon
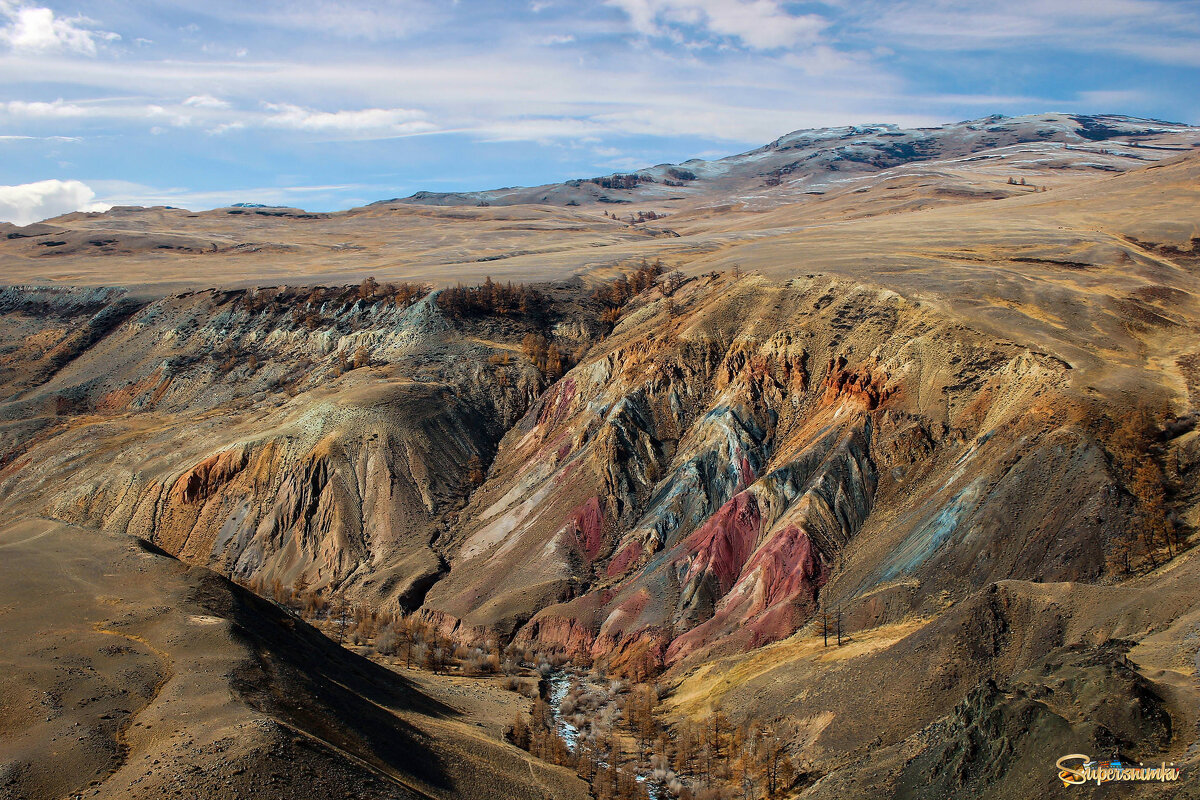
[2,113,1200,799]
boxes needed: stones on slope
[430,289,844,649]
[624,404,768,559]
[822,354,893,409]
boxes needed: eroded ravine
[1,260,1198,799]
[1,268,1174,677]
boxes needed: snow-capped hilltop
[384,113,1197,210]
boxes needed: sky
[0,0,1197,224]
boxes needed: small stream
[546,670,667,799]
[547,670,582,750]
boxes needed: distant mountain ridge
[0,111,1194,294]
[377,112,1197,209]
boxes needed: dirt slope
[0,517,587,800]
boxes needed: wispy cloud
[260,103,435,134]
[604,0,827,49]
[1,94,438,140]
[2,98,94,117]
[0,133,80,141]
[86,178,395,211]
[209,0,444,40]
[0,53,915,144]
[183,93,230,109]
[859,0,1200,66]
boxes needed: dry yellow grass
[664,616,934,719]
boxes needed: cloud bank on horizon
[0,0,1196,223]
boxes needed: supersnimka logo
[1056,754,1182,786]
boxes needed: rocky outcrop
[0,283,604,609]
[417,274,1143,674]
[0,271,1174,676]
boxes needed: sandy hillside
[0,517,586,800]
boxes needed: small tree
[467,453,485,486]
[291,573,309,614]
[334,593,350,644]
[757,730,795,798]
[509,712,531,750]
[396,613,416,666]
[546,344,565,380]
[425,643,448,674]
[522,333,549,371]
[376,623,400,656]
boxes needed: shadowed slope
[0,517,587,800]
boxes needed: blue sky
[0,0,1197,223]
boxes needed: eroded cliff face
[422,272,1149,676]
[0,284,597,607]
[3,265,1198,800]
[0,271,1185,677]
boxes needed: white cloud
[206,120,245,135]
[0,53,912,144]
[779,45,873,78]
[2,98,92,117]
[605,0,827,49]
[0,92,439,140]
[183,94,231,109]
[0,0,1188,168]
[262,103,435,134]
[1,98,198,127]
[0,133,79,141]
[0,178,109,225]
[0,3,118,56]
